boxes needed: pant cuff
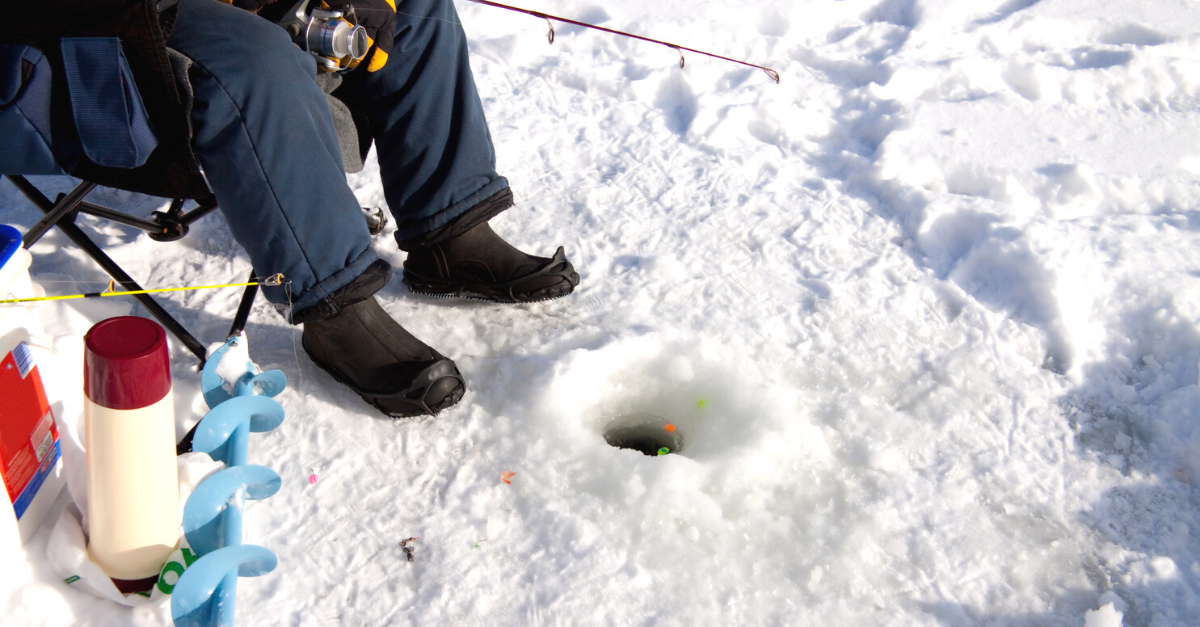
[396,186,515,251]
[392,175,510,246]
[268,246,383,323]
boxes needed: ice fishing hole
[603,413,685,457]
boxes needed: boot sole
[402,246,580,304]
[302,340,466,418]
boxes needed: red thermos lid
[84,317,172,410]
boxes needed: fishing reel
[276,0,369,72]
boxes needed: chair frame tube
[6,174,254,365]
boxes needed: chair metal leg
[180,195,220,225]
[70,195,220,242]
[11,177,98,248]
[7,175,209,363]
[77,200,166,233]
[228,271,259,339]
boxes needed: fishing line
[463,0,781,82]
[402,1,780,81]
[0,274,288,305]
[285,281,304,394]
[396,9,460,26]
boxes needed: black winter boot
[402,221,580,303]
[302,296,465,417]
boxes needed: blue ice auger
[171,336,287,627]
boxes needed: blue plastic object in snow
[182,465,281,557]
[200,337,287,409]
[0,224,20,269]
[170,545,278,627]
[171,335,287,627]
[189,396,285,467]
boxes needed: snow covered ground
[4,0,1200,624]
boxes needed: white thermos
[84,316,179,593]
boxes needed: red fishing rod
[465,0,781,84]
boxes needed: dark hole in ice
[603,413,684,456]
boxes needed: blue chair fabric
[61,37,159,169]
[0,44,64,175]
[0,0,210,200]
[1,38,160,175]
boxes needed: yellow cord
[0,274,286,305]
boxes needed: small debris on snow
[400,537,419,563]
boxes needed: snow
[1085,602,1124,627]
[4,0,1200,624]
[210,332,260,396]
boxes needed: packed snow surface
[4,0,1200,625]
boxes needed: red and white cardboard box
[1,341,65,542]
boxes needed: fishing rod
[465,0,781,84]
[0,274,287,305]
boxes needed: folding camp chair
[4,174,245,363]
[0,0,242,366]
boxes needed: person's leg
[337,0,579,302]
[337,0,507,242]
[167,0,377,319]
[168,0,463,415]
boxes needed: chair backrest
[0,0,210,199]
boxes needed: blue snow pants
[167,0,508,318]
